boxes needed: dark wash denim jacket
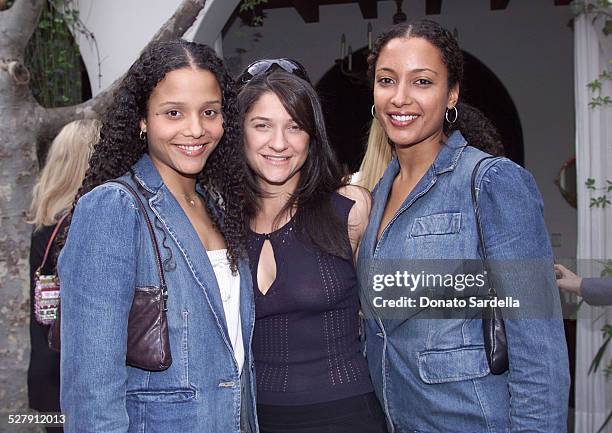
[357,132,570,433]
[59,154,258,433]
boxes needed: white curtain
[575,12,612,433]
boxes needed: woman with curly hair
[238,70,387,433]
[356,20,569,432]
[58,40,257,433]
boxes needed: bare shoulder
[337,184,372,213]
[337,185,372,250]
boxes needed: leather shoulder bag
[48,179,172,371]
[471,156,509,375]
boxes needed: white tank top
[206,249,244,373]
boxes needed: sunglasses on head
[238,58,311,84]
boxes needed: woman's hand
[554,263,583,296]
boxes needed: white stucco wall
[74,0,239,94]
[223,0,577,259]
[75,0,184,94]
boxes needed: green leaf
[588,79,602,92]
[596,409,612,433]
[589,95,612,108]
[589,332,611,374]
[586,178,596,189]
[590,100,601,108]
[590,198,600,207]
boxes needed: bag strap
[36,213,70,277]
[470,156,497,296]
[108,179,168,309]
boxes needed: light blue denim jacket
[58,154,258,433]
[357,131,570,433]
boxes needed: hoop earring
[371,104,376,118]
[139,130,147,141]
[445,106,458,124]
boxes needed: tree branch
[40,0,208,150]
[40,87,111,142]
[148,0,206,44]
[3,0,45,53]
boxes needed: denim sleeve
[58,185,139,433]
[478,159,570,433]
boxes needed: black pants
[257,392,388,433]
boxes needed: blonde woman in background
[353,118,392,191]
[27,118,100,433]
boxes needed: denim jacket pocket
[126,387,197,402]
[417,346,489,384]
[410,212,461,237]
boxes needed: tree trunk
[0,70,45,433]
[0,1,207,428]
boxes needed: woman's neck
[151,159,198,199]
[395,132,445,182]
[254,173,300,230]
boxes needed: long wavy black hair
[238,72,351,260]
[367,19,504,156]
[60,39,245,271]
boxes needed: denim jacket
[58,154,258,433]
[357,131,570,433]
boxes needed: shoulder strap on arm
[105,180,167,300]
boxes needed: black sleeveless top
[247,192,373,405]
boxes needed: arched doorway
[316,46,524,175]
[461,50,524,165]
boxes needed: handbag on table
[470,156,509,375]
[48,179,172,371]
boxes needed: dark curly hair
[366,19,504,156]
[238,72,351,260]
[60,39,245,272]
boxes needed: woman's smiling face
[373,36,458,149]
[140,67,224,181]
[243,91,310,191]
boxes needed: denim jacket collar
[132,153,164,194]
[432,130,468,175]
[365,131,468,258]
[378,130,467,190]
[128,153,253,366]
[131,153,219,216]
